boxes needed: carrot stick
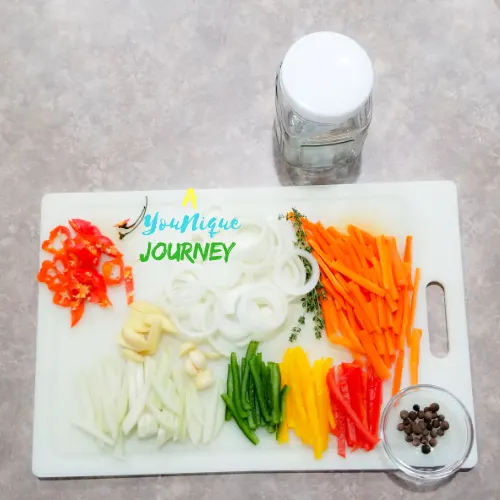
[328,335,364,354]
[338,311,365,353]
[386,304,394,328]
[377,295,387,330]
[374,332,386,355]
[319,226,344,261]
[384,237,399,301]
[346,304,365,333]
[348,282,382,333]
[325,295,339,332]
[404,236,413,288]
[402,290,411,346]
[384,330,395,355]
[304,222,331,257]
[376,236,390,291]
[392,349,405,396]
[387,237,406,288]
[313,250,354,306]
[386,292,398,313]
[321,277,335,297]
[326,226,345,242]
[410,328,422,385]
[356,329,391,380]
[330,260,385,297]
[393,289,405,334]
[334,272,350,293]
[370,257,383,287]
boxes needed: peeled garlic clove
[179,342,196,356]
[195,370,214,391]
[117,331,132,349]
[189,350,206,371]
[122,325,150,352]
[121,348,145,364]
[126,309,150,334]
[184,358,199,377]
[146,318,162,355]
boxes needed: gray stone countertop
[1,0,500,499]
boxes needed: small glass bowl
[380,384,474,481]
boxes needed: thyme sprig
[279,208,325,342]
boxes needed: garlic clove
[189,350,207,371]
[117,331,132,349]
[129,301,162,315]
[179,342,197,356]
[184,358,199,377]
[122,325,150,352]
[202,350,221,360]
[195,370,214,391]
[126,309,150,334]
[146,318,162,355]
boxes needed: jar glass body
[274,67,372,182]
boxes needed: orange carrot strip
[348,227,368,268]
[404,236,413,288]
[326,226,345,242]
[348,282,382,333]
[304,222,331,257]
[346,304,365,332]
[325,295,339,332]
[334,272,350,291]
[402,289,411,346]
[392,349,405,396]
[370,257,383,288]
[410,328,422,385]
[386,304,394,328]
[403,263,413,291]
[338,311,365,353]
[357,227,376,246]
[328,335,364,354]
[393,289,405,334]
[386,292,398,313]
[321,277,335,296]
[374,332,386,355]
[377,295,387,330]
[384,330,396,355]
[319,227,344,261]
[376,236,390,291]
[312,250,354,306]
[384,237,400,301]
[357,329,391,380]
[330,260,385,297]
[352,225,374,260]
[387,237,406,288]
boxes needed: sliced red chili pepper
[102,257,124,285]
[124,266,134,305]
[37,260,57,284]
[346,364,368,450]
[367,368,382,444]
[329,367,346,457]
[53,289,71,308]
[70,299,85,327]
[66,235,101,269]
[41,226,72,255]
[68,219,102,237]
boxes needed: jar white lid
[280,32,374,124]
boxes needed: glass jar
[274,32,373,183]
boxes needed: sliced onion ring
[236,284,288,334]
[273,249,320,297]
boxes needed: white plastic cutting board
[33,181,477,478]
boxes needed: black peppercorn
[400,410,409,420]
[424,411,433,421]
[430,429,438,438]
[424,406,430,412]
[421,438,429,445]
[421,444,431,454]
[432,420,440,428]
[437,428,444,437]
[405,434,413,443]
[404,426,413,435]
[440,421,450,431]
[426,423,433,431]
[413,426,422,435]
[403,418,411,425]
[422,429,429,437]
[430,403,440,412]
[413,404,420,412]
[429,438,438,447]
[438,414,445,422]
[419,420,427,430]
[417,410,424,419]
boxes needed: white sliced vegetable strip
[147,402,177,433]
[73,419,115,447]
[151,378,181,415]
[122,380,151,435]
[212,380,226,441]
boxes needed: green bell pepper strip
[221,394,259,445]
[249,357,271,423]
[225,364,233,421]
[241,341,259,410]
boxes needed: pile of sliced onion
[161,217,320,352]
[73,349,225,453]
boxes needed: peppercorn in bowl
[380,384,474,481]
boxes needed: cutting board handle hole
[426,282,449,358]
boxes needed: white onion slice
[170,294,223,340]
[273,249,320,297]
[236,284,288,334]
[218,315,250,342]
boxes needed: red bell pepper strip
[329,367,346,457]
[41,226,72,255]
[124,266,134,305]
[326,368,380,449]
[102,257,124,285]
[346,364,368,450]
[367,366,382,439]
[338,364,357,449]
